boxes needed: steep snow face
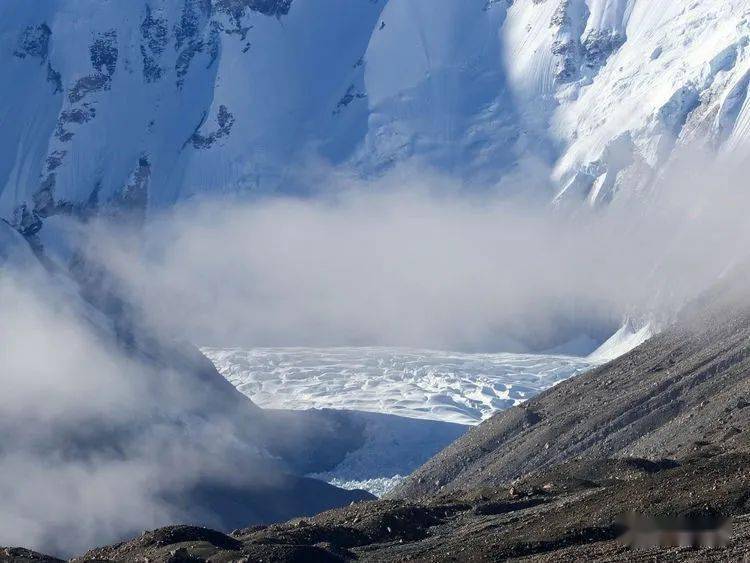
[0,221,41,271]
[0,0,386,230]
[352,0,533,184]
[587,318,652,363]
[2,0,750,236]
[552,0,750,204]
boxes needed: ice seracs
[203,346,595,425]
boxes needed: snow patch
[324,476,405,498]
[588,319,652,362]
[305,410,465,497]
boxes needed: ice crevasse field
[204,346,598,426]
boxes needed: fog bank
[82,156,750,353]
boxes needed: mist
[0,250,286,556]
[3,148,750,555]
[77,153,750,353]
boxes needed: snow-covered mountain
[3,0,750,239]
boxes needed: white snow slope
[3,0,750,236]
[203,346,596,425]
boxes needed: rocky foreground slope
[8,276,750,560]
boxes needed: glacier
[203,345,596,495]
[3,0,750,243]
[203,346,596,425]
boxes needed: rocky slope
[8,453,750,561]
[391,272,750,499]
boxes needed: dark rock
[46,63,62,94]
[190,105,235,149]
[213,0,294,23]
[140,6,169,82]
[90,30,118,76]
[0,547,62,562]
[68,73,111,103]
[333,85,366,116]
[13,24,51,62]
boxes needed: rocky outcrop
[189,105,235,149]
[13,24,51,62]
